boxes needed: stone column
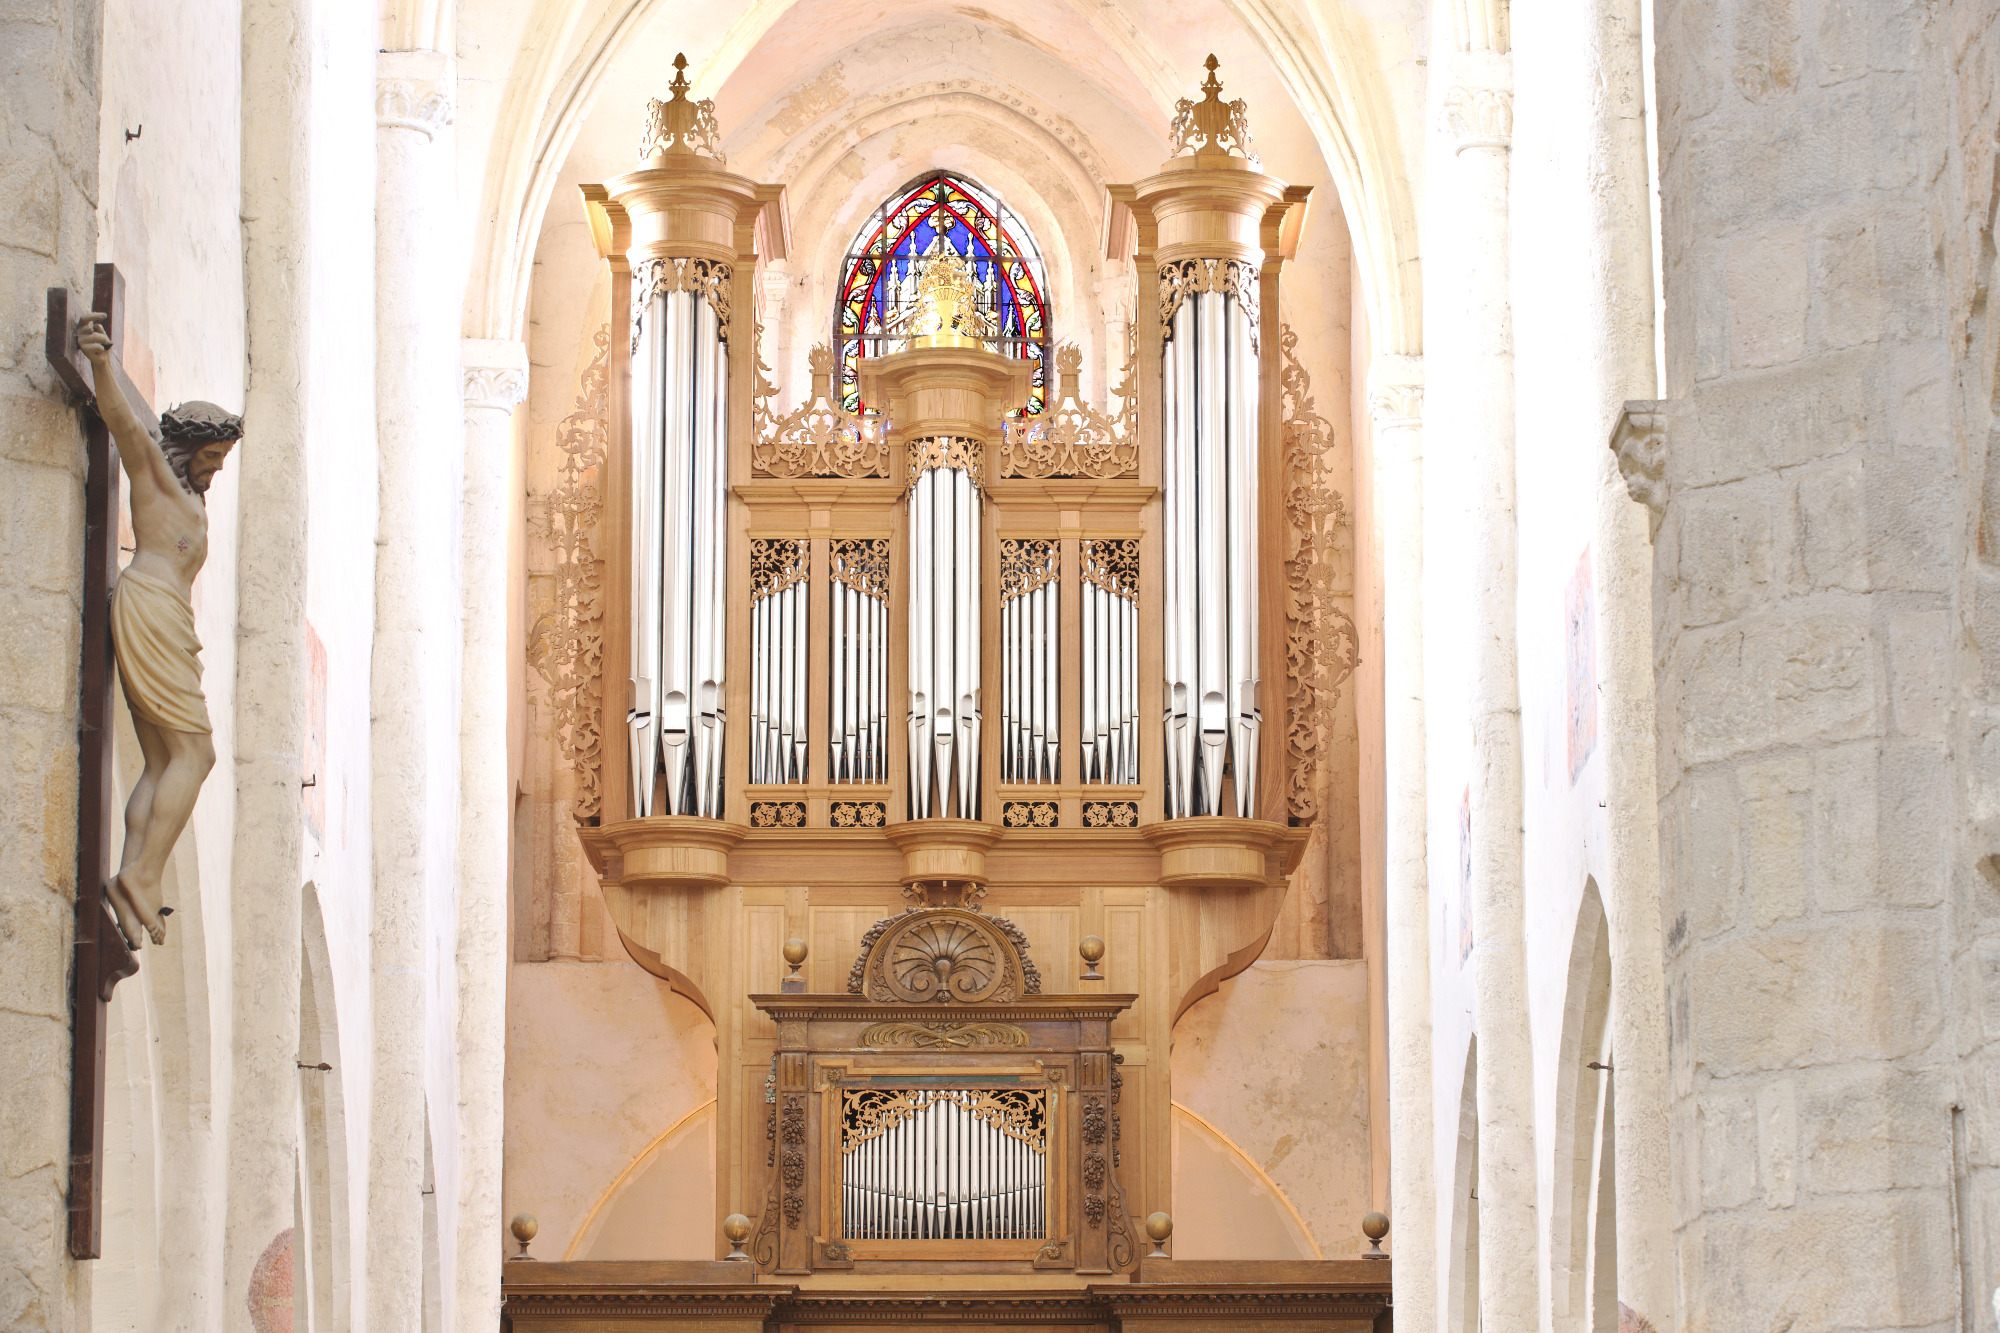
[1584,5,1674,1327]
[456,340,526,1331]
[1371,357,1435,1331]
[371,47,456,1333]
[1435,52,1539,1333]
[1651,3,1962,1330]
[223,1,313,1326]
[0,2,99,1327]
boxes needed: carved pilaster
[1610,399,1668,540]
[462,339,529,416]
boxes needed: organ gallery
[502,46,1383,1333]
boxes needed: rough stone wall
[1651,1,1993,1327]
[0,2,100,1328]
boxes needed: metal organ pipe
[1160,266,1260,818]
[628,267,730,817]
[907,445,982,818]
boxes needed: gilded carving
[841,1088,1047,1148]
[1159,258,1260,350]
[1000,539,1058,601]
[999,339,1138,478]
[859,1020,1030,1049]
[631,256,733,351]
[526,323,610,823]
[754,343,888,478]
[1280,324,1360,824]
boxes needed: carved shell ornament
[848,906,1042,1004]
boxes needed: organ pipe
[830,540,889,784]
[1001,540,1059,784]
[629,261,731,818]
[749,539,808,784]
[1081,539,1139,785]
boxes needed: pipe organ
[570,53,1360,1295]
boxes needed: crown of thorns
[160,401,244,445]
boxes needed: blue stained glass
[836,171,1051,414]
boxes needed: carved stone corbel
[1609,399,1667,540]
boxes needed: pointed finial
[639,54,724,163]
[1169,54,1258,163]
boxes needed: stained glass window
[836,171,1051,414]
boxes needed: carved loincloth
[110,566,212,735]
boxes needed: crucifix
[44,262,241,1259]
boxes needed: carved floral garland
[1280,323,1360,824]
[1159,259,1260,350]
[526,323,610,822]
[630,256,733,352]
[999,337,1139,478]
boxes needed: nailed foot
[110,869,167,946]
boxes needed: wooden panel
[1005,906,1080,995]
[1105,904,1146,1041]
[741,904,786,1037]
[808,905,891,992]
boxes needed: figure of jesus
[77,313,243,949]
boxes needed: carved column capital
[463,338,529,416]
[1609,399,1668,540]
[377,50,455,139]
[1445,85,1513,153]
[1367,355,1425,433]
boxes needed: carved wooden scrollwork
[859,1020,1029,1049]
[847,905,1042,1004]
[1000,539,1058,600]
[751,538,808,598]
[526,322,610,823]
[753,343,889,478]
[1280,323,1360,824]
[907,434,984,486]
[1159,259,1259,349]
[630,256,733,351]
[999,338,1139,479]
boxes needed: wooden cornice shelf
[1141,817,1308,889]
[581,816,750,888]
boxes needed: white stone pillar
[456,340,526,1331]
[1436,53,1539,1333]
[1584,3,1675,1326]
[223,2,313,1327]
[1372,357,1435,1332]
[371,47,456,1333]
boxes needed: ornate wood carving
[830,538,888,597]
[1000,539,1058,600]
[999,339,1138,478]
[1158,258,1259,349]
[1080,539,1138,599]
[1279,324,1359,825]
[1082,800,1139,828]
[753,343,888,477]
[1003,801,1059,828]
[750,538,808,597]
[631,256,734,350]
[749,801,806,828]
[527,323,610,822]
[1169,55,1258,162]
[828,800,886,827]
[848,904,1042,1005]
[859,1020,1030,1049]
[906,433,985,485]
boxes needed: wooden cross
[45,263,150,1260]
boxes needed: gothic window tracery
[836,171,1051,414]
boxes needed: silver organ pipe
[907,441,983,818]
[840,1089,1046,1241]
[628,260,730,818]
[749,540,809,784]
[1000,540,1059,783]
[1081,540,1139,784]
[1160,262,1260,818]
[830,540,889,783]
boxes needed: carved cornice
[1610,398,1668,540]
[1445,85,1512,153]
[376,52,454,139]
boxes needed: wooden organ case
[507,50,1388,1333]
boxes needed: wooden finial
[782,938,808,992]
[1361,1210,1389,1259]
[1145,1210,1173,1259]
[508,1213,539,1260]
[1079,934,1106,981]
[722,1212,753,1260]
